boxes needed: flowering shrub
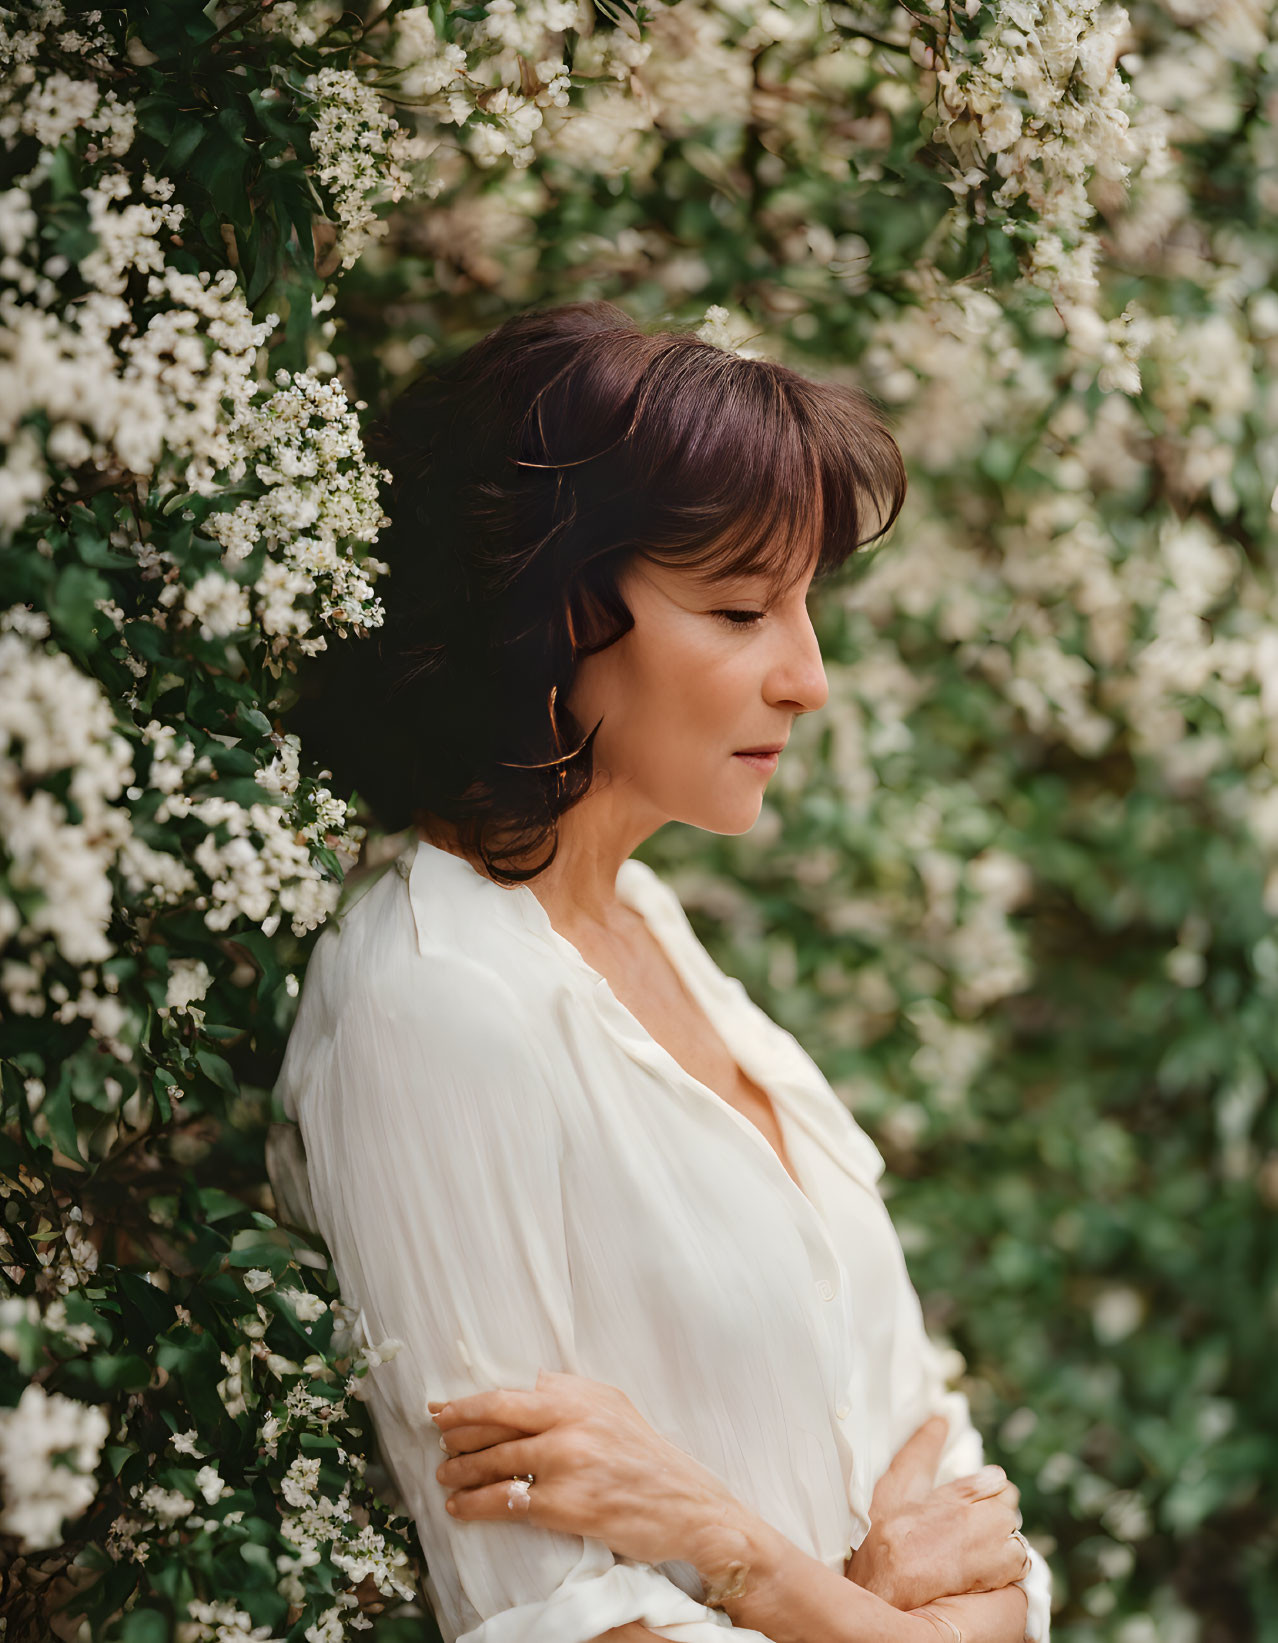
[2,0,1274,1640]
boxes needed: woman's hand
[852,1467,1029,1610]
[844,1414,1030,1612]
[430,1368,756,1573]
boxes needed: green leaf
[104,1443,136,1479]
[198,1186,250,1223]
[42,1069,87,1167]
[48,563,110,653]
[119,1270,177,1338]
[195,1049,239,1097]
[90,1354,152,1393]
[163,116,207,175]
[119,1607,170,1643]
[238,1541,277,1578]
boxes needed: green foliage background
[1,1,1274,1641]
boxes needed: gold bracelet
[915,1606,963,1643]
[702,1559,750,1609]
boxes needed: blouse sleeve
[294,953,774,1643]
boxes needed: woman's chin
[684,798,767,837]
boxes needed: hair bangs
[624,346,904,600]
[622,355,818,598]
[802,372,907,576]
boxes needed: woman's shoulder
[301,837,549,1040]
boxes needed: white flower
[194,1463,233,1505]
[0,1384,109,1551]
[694,304,766,359]
[1092,1285,1145,1344]
[182,571,251,640]
[164,957,213,1014]
[177,1596,285,1643]
[360,1335,403,1369]
[201,368,390,651]
[279,1287,330,1323]
[282,1454,322,1507]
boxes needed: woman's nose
[769,611,828,715]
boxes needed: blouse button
[815,1278,836,1302]
[836,1402,851,1421]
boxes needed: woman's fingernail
[439,1435,452,1453]
[427,1401,445,1414]
[445,1496,458,1515]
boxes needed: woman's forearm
[688,1514,928,1643]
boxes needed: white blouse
[271,835,1052,1643]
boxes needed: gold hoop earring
[496,682,589,801]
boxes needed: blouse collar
[400,836,884,1195]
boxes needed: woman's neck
[416,799,658,933]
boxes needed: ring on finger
[505,1474,535,1513]
[1010,1527,1032,1570]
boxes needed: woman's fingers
[437,1421,527,1455]
[430,1387,558,1434]
[437,1435,544,1492]
[951,1464,1008,1502]
[966,1498,1033,1590]
[429,1373,628,1444]
[445,1478,538,1520]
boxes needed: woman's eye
[712,609,765,627]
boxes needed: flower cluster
[0,1380,111,1551]
[302,67,413,270]
[201,369,391,661]
[0,606,134,977]
[0,3,132,160]
[695,303,767,358]
[923,0,1162,373]
[385,0,581,173]
[0,169,278,525]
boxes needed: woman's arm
[706,1512,1029,1643]
[433,1373,1030,1643]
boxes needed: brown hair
[287,300,906,884]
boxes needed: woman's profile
[270,300,1053,1643]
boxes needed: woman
[272,301,1053,1643]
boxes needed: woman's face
[566,550,829,836]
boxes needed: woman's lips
[733,750,780,774]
